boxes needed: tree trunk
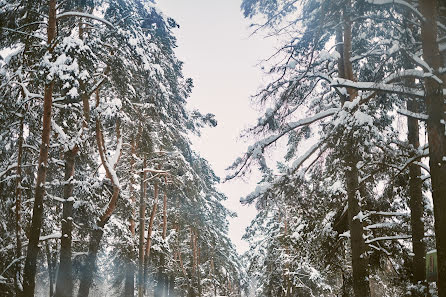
[77,227,104,297]
[55,148,77,297]
[138,157,147,297]
[21,1,56,295]
[342,5,370,297]
[14,114,24,294]
[419,0,446,296]
[154,188,169,297]
[407,91,427,296]
[77,90,121,297]
[143,181,159,290]
[125,137,137,297]
[345,155,370,297]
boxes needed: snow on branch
[57,12,114,28]
[331,78,424,98]
[397,109,428,121]
[226,108,339,180]
[39,232,62,241]
[365,234,412,244]
[290,140,324,173]
[368,211,410,217]
[366,0,424,20]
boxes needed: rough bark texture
[138,158,147,297]
[407,94,427,295]
[143,181,160,288]
[45,243,54,297]
[342,5,370,297]
[419,0,446,296]
[14,115,24,293]
[55,148,77,297]
[125,137,137,297]
[21,2,56,294]
[77,90,121,297]
[77,227,104,297]
[154,188,169,297]
[345,155,370,297]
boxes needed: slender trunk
[197,245,201,297]
[45,243,54,297]
[407,90,427,296]
[15,114,24,293]
[346,155,370,297]
[77,90,121,297]
[138,157,147,297]
[419,1,446,296]
[342,6,370,297]
[125,137,137,297]
[55,148,77,297]
[155,187,169,297]
[77,227,104,297]
[145,182,159,258]
[22,2,56,295]
[143,181,159,289]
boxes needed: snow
[56,11,115,28]
[366,0,424,20]
[39,232,62,241]
[353,211,366,222]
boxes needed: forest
[0,0,446,297]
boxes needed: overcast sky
[155,0,276,253]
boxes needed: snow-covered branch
[226,108,339,180]
[57,12,114,28]
[331,78,424,98]
[397,109,428,121]
[366,0,424,20]
[365,234,412,244]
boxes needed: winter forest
[0,0,446,296]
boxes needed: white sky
[155,0,276,253]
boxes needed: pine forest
[0,0,446,297]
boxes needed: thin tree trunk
[407,88,427,296]
[125,137,137,297]
[77,227,104,297]
[342,5,370,297]
[46,243,54,297]
[138,157,147,297]
[143,180,160,290]
[14,114,24,294]
[55,148,77,297]
[77,90,122,297]
[21,1,56,295]
[419,0,446,296]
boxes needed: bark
[55,148,77,297]
[77,227,104,297]
[342,6,370,297]
[14,114,24,293]
[45,243,57,297]
[21,1,56,294]
[419,1,446,296]
[77,90,122,297]
[145,182,159,258]
[346,155,370,297]
[155,187,169,297]
[407,87,427,296]
[125,137,137,297]
[138,157,147,297]
[143,180,160,289]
